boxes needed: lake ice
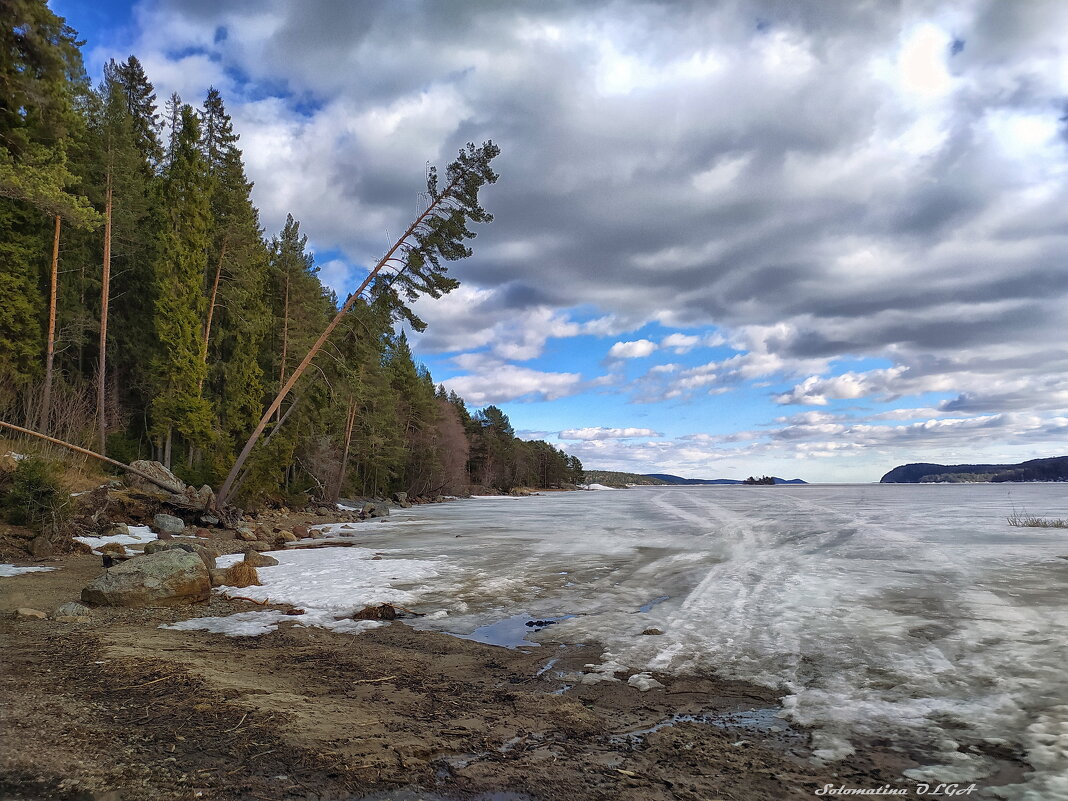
[379,484,1068,800]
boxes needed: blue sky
[52,0,1068,482]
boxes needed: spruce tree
[149,104,213,467]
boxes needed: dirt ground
[1,552,1030,801]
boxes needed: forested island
[880,456,1068,484]
[0,2,582,508]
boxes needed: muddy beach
[1,550,1028,801]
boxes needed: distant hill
[581,471,671,487]
[880,456,1068,484]
[583,470,809,487]
[644,473,808,485]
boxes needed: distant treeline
[880,456,1068,484]
[0,2,582,504]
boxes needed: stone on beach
[153,513,185,534]
[81,549,210,607]
[126,460,185,495]
[243,551,279,568]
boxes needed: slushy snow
[75,525,157,552]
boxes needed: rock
[208,568,228,587]
[196,484,214,506]
[153,513,185,534]
[433,495,446,503]
[81,549,210,607]
[244,551,279,568]
[55,602,92,618]
[200,514,220,526]
[391,492,412,508]
[362,502,389,518]
[126,460,186,495]
[235,527,258,542]
[276,531,297,544]
[245,542,271,552]
[157,529,173,540]
[292,525,312,539]
[141,540,216,570]
[102,523,129,537]
[12,607,47,620]
[353,604,399,621]
[316,506,332,516]
[627,673,665,691]
[641,628,664,636]
[28,535,54,558]
[99,542,127,556]
[194,528,211,538]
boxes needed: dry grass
[1007,510,1068,528]
[221,562,261,588]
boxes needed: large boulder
[153,513,185,534]
[126,460,186,495]
[142,540,216,569]
[391,492,412,508]
[81,549,210,607]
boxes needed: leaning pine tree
[215,141,500,508]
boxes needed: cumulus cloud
[441,355,582,405]
[608,339,658,359]
[559,427,662,440]
[86,0,1068,476]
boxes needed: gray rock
[244,551,279,567]
[141,540,216,570]
[235,527,258,542]
[641,628,664,636]
[126,460,186,495]
[316,506,332,516]
[12,607,47,619]
[362,502,389,518]
[55,601,92,618]
[391,492,412,508]
[200,514,220,526]
[28,535,54,558]
[81,549,210,607]
[153,513,185,534]
[102,523,130,537]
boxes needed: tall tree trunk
[333,396,358,502]
[200,240,227,390]
[217,168,469,507]
[277,272,289,423]
[164,426,173,470]
[97,180,112,454]
[40,214,61,433]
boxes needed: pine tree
[149,104,213,467]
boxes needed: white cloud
[559,427,662,440]
[608,339,658,359]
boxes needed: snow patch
[0,564,57,577]
[75,525,157,552]
[583,483,619,490]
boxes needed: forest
[0,1,583,507]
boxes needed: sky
[51,0,1068,483]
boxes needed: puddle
[446,612,575,649]
[610,706,801,744]
[637,594,671,613]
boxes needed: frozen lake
[373,483,1068,799]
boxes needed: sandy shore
[1,540,1029,800]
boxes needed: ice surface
[308,484,1068,798]
[0,564,57,577]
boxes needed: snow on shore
[0,564,57,577]
[161,546,444,637]
[75,525,157,552]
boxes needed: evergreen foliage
[0,7,583,506]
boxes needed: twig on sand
[115,674,175,691]
[229,596,269,605]
[224,712,248,733]
[353,675,397,684]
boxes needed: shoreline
[1,497,1038,799]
